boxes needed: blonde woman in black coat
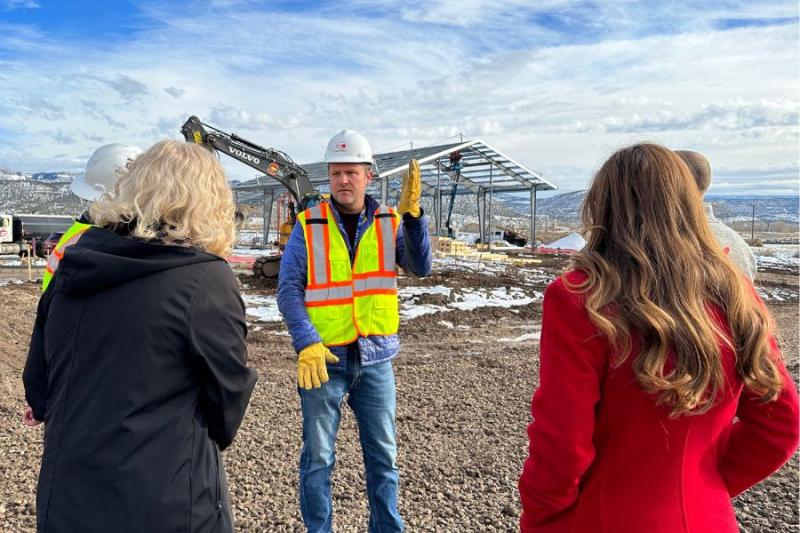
[23,140,258,533]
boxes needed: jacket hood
[54,226,222,296]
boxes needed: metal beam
[391,182,525,197]
[488,165,493,243]
[263,190,274,248]
[435,163,441,237]
[469,147,534,189]
[530,185,538,249]
[379,140,479,178]
[473,144,558,190]
[476,187,487,242]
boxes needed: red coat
[518,271,799,533]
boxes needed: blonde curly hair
[90,140,236,257]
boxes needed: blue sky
[0,0,798,196]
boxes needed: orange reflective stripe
[354,289,397,297]
[46,226,89,279]
[374,206,397,273]
[321,202,332,283]
[375,211,385,272]
[305,298,355,308]
[306,280,353,290]
[325,334,359,347]
[352,271,396,280]
[304,214,317,285]
[305,204,329,286]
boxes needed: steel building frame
[233,138,557,246]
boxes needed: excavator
[181,116,322,278]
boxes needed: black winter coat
[23,227,258,533]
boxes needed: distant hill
[706,195,799,224]
[0,165,82,215]
[1,162,797,228]
[505,191,799,225]
[0,180,82,215]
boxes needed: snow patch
[241,294,283,322]
[400,304,448,319]
[399,285,452,299]
[450,287,536,310]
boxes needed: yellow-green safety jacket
[298,202,401,346]
[42,220,92,292]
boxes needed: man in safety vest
[41,143,143,292]
[277,129,432,532]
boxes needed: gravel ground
[0,260,797,532]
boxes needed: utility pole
[750,204,755,241]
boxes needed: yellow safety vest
[298,202,401,346]
[42,221,91,292]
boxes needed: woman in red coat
[518,143,799,533]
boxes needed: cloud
[578,99,799,134]
[207,104,274,132]
[0,1,796,197]
[53,129,76,145]
[9,95,64,120]
[3,0,40,11]
[91,74,149,102]
[164,86,185,98]
[79,100,126,129]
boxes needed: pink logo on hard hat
[336,142,347,151]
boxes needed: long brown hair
[570,143,782,416]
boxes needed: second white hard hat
[323,129,373,164]
[71,143,143,201]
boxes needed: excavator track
[252,256,281,279]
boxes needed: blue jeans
[298,349,403,532]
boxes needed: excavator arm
[181,116,320,209]
[180,116,323,278]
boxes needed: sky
[0,0,798,197]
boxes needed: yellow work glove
[398,158,422,218]
[297,342,339,389]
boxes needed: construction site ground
[0,255,797,532]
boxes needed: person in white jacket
[676,150,757,280]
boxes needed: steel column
[435,162,442,237]
[477,187,487,243]
[487,165,493,242]
[530,185,538,250]
[263,190,274,248]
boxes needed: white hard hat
[323,129,373,164]
[71,143,143,201]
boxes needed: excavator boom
[181,116,319,208]
[180,115,323,278]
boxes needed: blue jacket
[277,195,432,367]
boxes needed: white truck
[0,213,74,256]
